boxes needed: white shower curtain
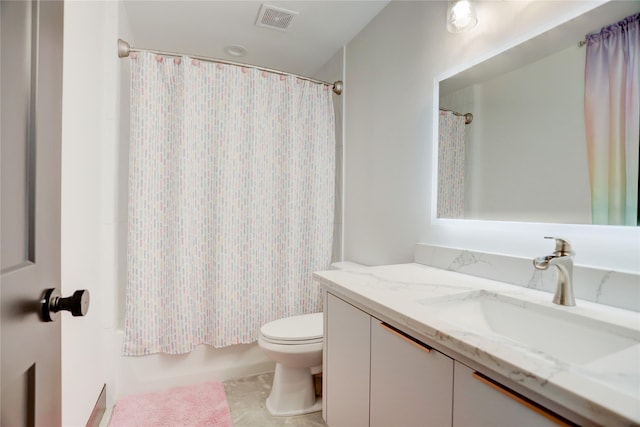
[437,111,466,218]
[124,52,335,355]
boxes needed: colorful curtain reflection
[584,13,640,226]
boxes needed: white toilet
[258,312,323,416]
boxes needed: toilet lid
[260,313,323,342]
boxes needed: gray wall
[441,45,591,224]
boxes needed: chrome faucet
[533,237,575,306]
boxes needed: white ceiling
[121,0,390,78]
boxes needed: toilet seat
[260,313,323,345]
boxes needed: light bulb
[447,0,478,33]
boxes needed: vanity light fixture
[446,0,478,33]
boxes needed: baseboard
[86,384,107,427]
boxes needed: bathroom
[4,0,638,425]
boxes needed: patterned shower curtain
[437,111,466,218]
[124,52,335,355]
[584,13,639,226]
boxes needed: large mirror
[437,1,639,226]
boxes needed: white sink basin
[422,290,639,365]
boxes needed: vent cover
[256,4,298,32]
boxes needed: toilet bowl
[258,312,323,416]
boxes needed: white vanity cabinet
[325,291,576,427]
[370,320,453,427]
[325,293,454,427]
[452,362,571,427]
[325,293,371,427]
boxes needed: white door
[1,1,65,425]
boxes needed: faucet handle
[544,237,573,256]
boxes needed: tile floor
[223,373,326,427]
[100,372,326,427]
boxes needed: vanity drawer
[370,321,453,427]
[453,362,575,427]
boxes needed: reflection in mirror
[437,1,639,226]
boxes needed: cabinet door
[370,321,453,427]
[325,294,371,427]
[453,362,573,427]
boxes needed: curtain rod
[117,39,343,95]
[439,108,473,124]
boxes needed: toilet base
[266,364,322,416]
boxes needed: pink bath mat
[108,381,233,427]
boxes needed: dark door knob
[41,288,90,322]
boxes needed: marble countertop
[313,263,640,427]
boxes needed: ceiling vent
[256,4,298,32]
